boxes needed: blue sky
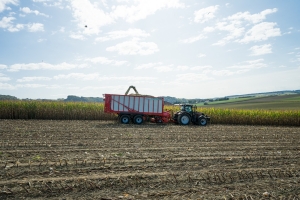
[0,0,300,99]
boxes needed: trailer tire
[133,115,144,124]
[178,113,190,125]
[198,116,207,126]
[120,115,130,124]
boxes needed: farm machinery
[103,86,210,125]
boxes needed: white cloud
[212,8,280,46]
[176,73,213,81]
[54,73,99,81]
[228,59,267,70]
[239,22,281,44]
[190,65,212,71]
[0,83,15,90]
[69,0,185,35]
[0,76,10,81]
[0,16,15,29]
[1,17,44,32]
[0,64,7,69]
[69,0,114,35]
[0,0,18,13]
[27,23,44,32]
[33,0,64,8]
[180,34,206,44]
[8,62,84,71]
[155,65,174,72]
[197,53,206,58]
[194,5,219,23]
[69,33,85,40]
[249,44,272,56]
[203,26,215,32]
[213,21,245,46]
[226,8,277,24]
[86,57,127,66]
[20,7,49,17]
[37,38,47,42]
[111,0,185,23]
[106,39,159,55]
[135,62,163,69]
[16,84,46,88]
[17,76,51,82]
[95,28,150,42]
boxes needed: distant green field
[197,94,300,110]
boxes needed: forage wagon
[103,86,210,126]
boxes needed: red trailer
[103,86,210,126]
[104,93,171,124]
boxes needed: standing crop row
[0,100,299,126]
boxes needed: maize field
[0,100,299,126]
[0,120,299,199]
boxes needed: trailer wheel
[178,113,190,125]
[198,116,207,126]
[133,115,143,124]
[120,115,130,124]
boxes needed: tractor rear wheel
[198,116,207,126]
[178,113,190,125]
[133,115,144,124]
[120,115,130,124]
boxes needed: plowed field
[0,120,299,199]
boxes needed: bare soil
[0,120,299,199]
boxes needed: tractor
[172,104,210,126]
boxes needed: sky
[0,0,300,99]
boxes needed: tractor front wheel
[178,113,190,125]
[198,116,207,126]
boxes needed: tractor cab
[180,104,196,114]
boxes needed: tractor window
[180,106,185,111]
[185,106,191,112]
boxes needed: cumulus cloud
[0,75,10,82]
[69,0,114,35]
[249,44,272,56]
[85,57,127,66]
[226,8,277,24]
[194,5,219,23]
[69,33,86,40]
[0,0,18,13]
[111,0,185,23]
[69,0,185,36]
[96,28,150,42]
[228,59,267,70]
[27,23,44,32]
[197,53,207,58]
[238,22,281,43]
[106,39,159,55]
[212,8,280,46]
[0,17,44,32]
[20,7,49,17]
[8,62,85,71]
[0,64,8,69]
[17,76,51,82]
[180,34,206,44]
[54,73,99,81]
[135,62,163,70]
[0,16,15,29]
[0,82,15,90]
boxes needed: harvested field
[0,120,299,199]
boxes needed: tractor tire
[178,113,190,125]
[133,115,144,124]
[198,116,207,126]
[120,115,130,124]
